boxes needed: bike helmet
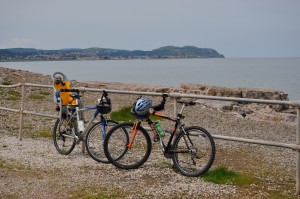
[97,96,112,114]
[132,97,152,118]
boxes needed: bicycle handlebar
[59,89,80,93]
[152,94,168,111]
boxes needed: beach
[0,66,298,198]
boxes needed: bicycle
[103,94,216,177]
[53,89,118,163]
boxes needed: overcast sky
[1,0,299,58]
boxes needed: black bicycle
[53,89,117,163]
[104,94,215,177]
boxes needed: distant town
[0,46,224,61]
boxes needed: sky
[0,0,300,58]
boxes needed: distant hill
[0,46,224,61]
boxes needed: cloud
[0,38,38,49]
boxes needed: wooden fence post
[18,83,25,141]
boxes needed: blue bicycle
[53,89,118,163]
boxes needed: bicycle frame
[129,103,187,154]
[66,105,108,141]
[58,89,110,142]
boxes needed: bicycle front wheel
[172,126,215,177]
[53,118,76,155]
[104,122,152,170]
[85,120,118,163]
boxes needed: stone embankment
[85,80,297,123]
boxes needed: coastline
[0,66,298,198]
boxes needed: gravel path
[0,104,297,198]
[0,134,237,199]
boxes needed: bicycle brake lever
[103,90,108,97]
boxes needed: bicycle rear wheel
[172,126,215,177]
[104,122,152,170]
[85,120,118,163]
[53,118,76,155]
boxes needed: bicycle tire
[85,120,118,163]
[104,122,152,170]
[172,126,215,177]
[53,118,76,155]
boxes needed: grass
[38,129,52,138]
[71,187,126,199]
[2,81,11,85]
[28,94,45,100]
[110,106,162,122]
[5,89,21,100]
[6,96,20,100]
[7,89,21,96]
[110,106,135,122]
[39,91,51,95]
[202,167,259,186]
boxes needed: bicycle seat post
[179,103,186,115]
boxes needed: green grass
[7,89,21,96]
[2,81,11,85]
[5,89,21,100]
[38,129,52,138]
[110,106,135,122]
[28,94,45,100]
[39,91,50,95]
[6,96,20,100]
[110,106,162,122]
[202,167,259,186]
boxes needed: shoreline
[0,66,297,123]
[0,66,298,198]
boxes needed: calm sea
[1,58,300,100]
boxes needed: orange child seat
[52,72,76,106]
[52,72,77,120]
[54,81,76,106]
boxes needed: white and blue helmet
[134,97,152,116]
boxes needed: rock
[285,115,296,122]
[0,77,4,85]
[196,99,236,111]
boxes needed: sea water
[1,58,299,100]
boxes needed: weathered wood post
[18,83,25,141]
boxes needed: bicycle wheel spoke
[53,119,76,155]
[104,122,151,170]
[85,120,118,163]
[172,127,215,177]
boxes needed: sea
[1,58,299,100]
